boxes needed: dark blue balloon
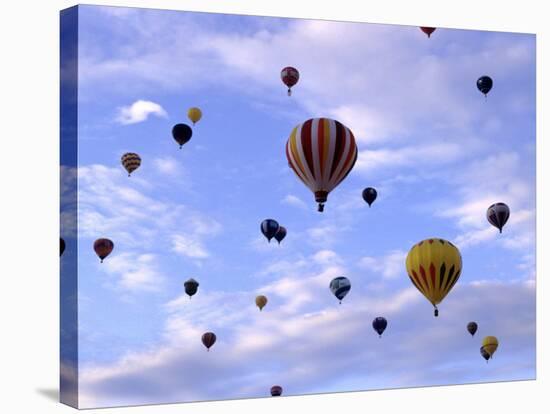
[261,219,280,242]
[477,76,493,96]
[362,187,377,207]
[372,317,387,337]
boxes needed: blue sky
[61,5,535,408]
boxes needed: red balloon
[281,66,299,96]
[420,27,436,38]
[93,238,114,263]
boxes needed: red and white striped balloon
[286,118,358,212]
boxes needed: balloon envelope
[481,336,499,358]
[420,27,436,37]
[261,219,280,242]
[93,238,114,263]
[405,238,462,316]
[330,277,351,303]
[121,152,141,176]
[184,278,199,298]
[467,322,478,337]
[362,187,377,207]
[274,226,287,244]
[172,124,193,148]
[202,332,217,351]
[271,385,283,396]
[372,317,388,337]
[487,202,510,233]
[281,66,299,95]
[187,107,202,125]
[477,76,493,96]
[60,238,66,256]
[255,295,268,311]
[286,118,358,212]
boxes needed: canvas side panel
[60,5,79,409]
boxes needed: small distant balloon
[281,66,299,96]
[362,187,377,207]
[477,76,493,97]
[121,152,141,177]
[480,346,491,362]
[184,278,199,299]
[202,332,217,351]
[271,385,283,396]
[420,27,436,38]
[261,219,280,243]
[372,317,388,338]
[93,238,114,263]
[274,226,287,245]
[487,202,510,233]
[255,295,268,311]
[187,107,202,125]
[481,336,499,360]
[60,238,66,257]
[467,322,478,337]
[329,277,351,304]
[172,123,193,149]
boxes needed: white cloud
[102,252,164,292]
[153,156,180,176]
[354,142,464,175]
[115,100,167,125]
[359,250,407,279]
[78,277,535,408]
[281,194,308,210]
[171,234,210,259]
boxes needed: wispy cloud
[78,277,535,408]
[281,194,308,210]
[115,100,167,125]
[102,252,164,292]
[359,250,407,279]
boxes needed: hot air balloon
[487,202,510,233]
[172,123,193,149]
[480,346,491,362]
[286,118,358,212]
[261,219,280,243]
[372,317,387,338]
[281,66,299,96]
[420,27,436,38]
[187,107,202,125]
[362,187,377,207]
[271,385,283,396]
[405,238,462,317]
[184,278,199,299]
[60,238,66,256]
[330,277,351,304]
[255,295,268,311]
[202,332,216,351]
[274,226,287,245]
[93,238,114,263]
[477,76,493,97]
[481,336,499,360]
[467,322,478,337]
[121,152,141,177]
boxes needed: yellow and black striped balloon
[405,238,462,317]
[121,152,141,176]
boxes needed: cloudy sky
[61,4,536,409]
